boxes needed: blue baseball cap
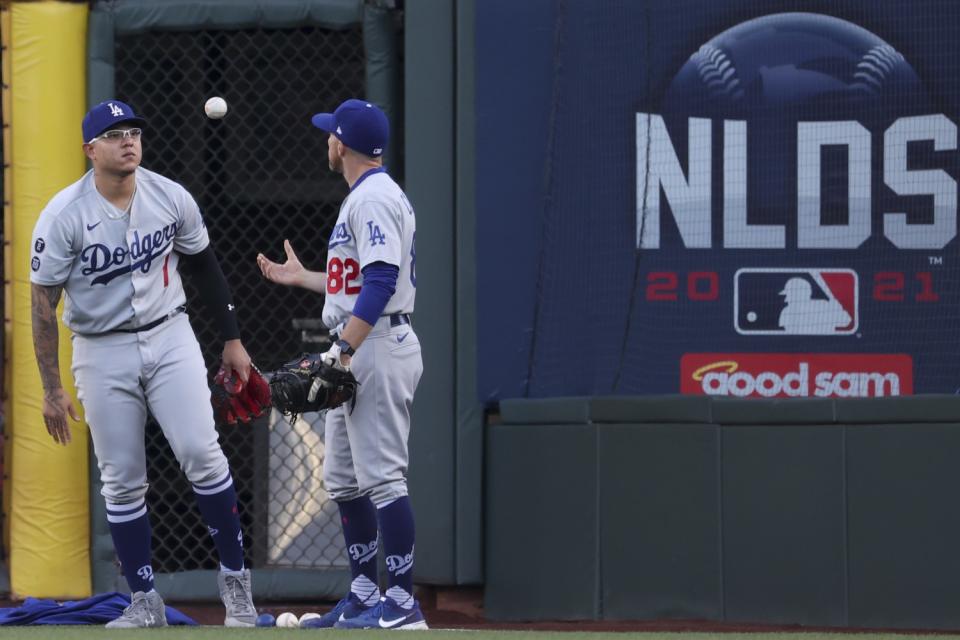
[311,99,389,157]
[82,100,146,143]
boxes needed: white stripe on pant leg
[105,505,148,523]
[106,497,148,523]
[192,470,233,495]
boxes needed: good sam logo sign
[681,353,913,398]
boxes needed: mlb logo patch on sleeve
[734,268,858,335]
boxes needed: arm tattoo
[31,283,64,393]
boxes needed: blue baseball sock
[106,498,155,593]
[338,496,381,605]
[192,473,245,571]
[377,496,416,608]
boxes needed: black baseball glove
[268,352,359,419]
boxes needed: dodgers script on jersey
[30,167,209,334]
[322,168,416,329]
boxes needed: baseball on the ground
[255,612,276,627]
[204,96,228,119]
[276,611,299,628]
[299,612,322,627]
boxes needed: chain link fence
[114,24,366,574]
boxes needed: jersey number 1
[327,257,361,294]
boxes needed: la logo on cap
[108,103,124,117]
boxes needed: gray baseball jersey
[30,166,228,506]
[320,168,422,507]
[322,169,416,330]
[30,167,208,333]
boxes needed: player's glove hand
[211,364,272,425]
[268,352,359,419]
[320,341,350,372]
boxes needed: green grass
[0,630,960,640]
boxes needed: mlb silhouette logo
[734,268,858,335]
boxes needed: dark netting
[497,0,960,399]
[114,25,365,573]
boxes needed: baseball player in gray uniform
[256,98,425,630]
[30,100,257,628]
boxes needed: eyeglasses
[87,128,142,144]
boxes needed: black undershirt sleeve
[177,246,240,341]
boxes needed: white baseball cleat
[105,590,168,628]
[219,568,257,627]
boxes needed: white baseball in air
[298,612,322,628]
[204,96,228,119]
[276,612,299,628]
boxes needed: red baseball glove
[211,364,272,425]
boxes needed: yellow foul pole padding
[8,1,90,598]
[1,2,13,564]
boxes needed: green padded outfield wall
[405,0,484,585]
[454,0,483,586]
[486,396,960,629]
[403,0,457,584]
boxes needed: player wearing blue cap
[30,100,258,627]
[257,99,426,630]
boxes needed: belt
[389,313,411,327]
[111,305,186,334]
[329,313,410,339]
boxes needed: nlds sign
[635,13,955,251]
[636,113,955,250]
[631,12,952,396]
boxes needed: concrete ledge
[834,395,960,424]
[591,395,713,423]
[499,396,960,427]
[711,398,835,425]
[499,397,593,424]
[500,395,713,424]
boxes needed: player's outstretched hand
[257,239,305,287]
[42,387,80,446]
